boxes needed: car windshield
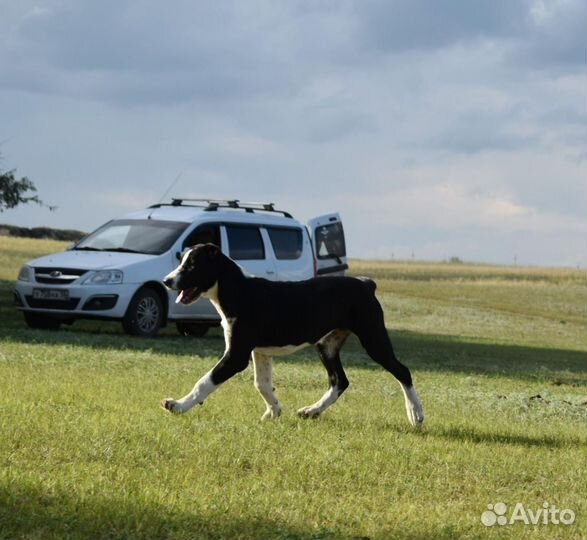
[74,219,189,255]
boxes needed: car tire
[176,321,209,337]
[24,312,62,330]
[122,287,164,337]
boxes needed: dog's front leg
[161,345,251,414]
[160,368,217,414]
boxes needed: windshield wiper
[105,247,143,254]
[73,246,144,254]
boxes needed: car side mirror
[176,247,190,261]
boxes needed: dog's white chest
[207,287,231,351]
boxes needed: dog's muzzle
[163,269,181,290]
[164,271,203,305]
[163,277,174,289]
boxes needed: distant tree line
[0,224,85,242]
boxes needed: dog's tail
[357,276,377,293]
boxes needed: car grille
[25,297,81,310]
[34,267,88,285]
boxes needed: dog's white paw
[160,398,183,414]
[261,406,282,421]
[405,402,424,427]
[297,406,321,419]
[400,384,424,427]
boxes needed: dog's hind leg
[252,351,282,420]
[356,324,424,427]
[298,330,350,419]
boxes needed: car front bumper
[13,282,137,319]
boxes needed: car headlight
[17,265,33,282]
[82,270,123,285]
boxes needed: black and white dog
[161,243,424,426]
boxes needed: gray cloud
[354,0,586,72]
[354,0,527,53]
[5,2,302,105]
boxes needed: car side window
[226,225,265,260]
[267,227,303,260]
[182,225,221,250]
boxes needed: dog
[161,243,424,426]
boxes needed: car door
[306,213,349,276]
[264,225,313,281]
[223,224,278,279]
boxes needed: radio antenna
[158,172,183,204]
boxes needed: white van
[14,199,348,337]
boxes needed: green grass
[0,236,586,539]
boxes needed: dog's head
[163,243,222,305]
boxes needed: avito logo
[481,502,575,527]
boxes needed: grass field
[0,236,586,539]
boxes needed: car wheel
[122,287,164,337]
[176,321,209,337]
[24,312,62,330]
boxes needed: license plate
[32,288,70,301]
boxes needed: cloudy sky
[1,0,585,266]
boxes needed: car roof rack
[148,198,293,218]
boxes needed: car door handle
[266,270,275,275]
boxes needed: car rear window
[267,227,303,260]
[226,226,265,260]
[315,222,346,260]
